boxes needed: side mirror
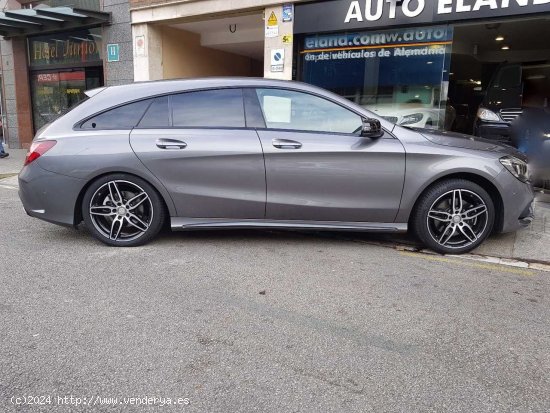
[361,118,384,138]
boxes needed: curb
[271,230,550,272]
[394,245,550,273]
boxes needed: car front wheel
[82,174,166,247]
[411,179,495,254]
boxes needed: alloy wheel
[89,180,153,242]
[426,189,489,250]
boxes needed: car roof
[95,77,315,100]
[61,78,319,125]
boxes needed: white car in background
[366,104,454,129]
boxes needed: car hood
[414,128,528,161]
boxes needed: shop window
[138,96,169,128]
[256,88,362,134]
[171,89,245,128]
[31,71,89,130]
[28,28,104,132]
[81,99,152,130]
[446,18,550,185]
[300,26,453,130]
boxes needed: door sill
[170,218,407,232]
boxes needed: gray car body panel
[30,130,178,216]
[19,77,534,235]
[256,129,405,222]
[19,161,84,226]
[418,127,528,160]
[130,128,265,219]
[170,217,407,232]
[392,126,533,231]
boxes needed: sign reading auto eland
[294,0,550,33]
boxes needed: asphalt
[1,173,549,412]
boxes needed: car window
[495,65,522,89]
[81,99,152,130]
[171,89,245,128]
[138,96,169,128]
[255,89,362,134]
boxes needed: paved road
[1,183,549,412]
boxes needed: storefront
[294,0,550,140]
[28,28,104,131]
[0,2,133,149]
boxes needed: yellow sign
[267,11,278,27]
[282,35,293,44]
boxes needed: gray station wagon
[19,78,534,254]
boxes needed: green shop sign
[28,28,103,67]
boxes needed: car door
[130,88,266,219]
[252,88,406,223]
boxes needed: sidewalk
[0,147,26,180]
[1,147,549,264]
[474,193,550,264]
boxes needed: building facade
[2,0,550,148]
[129,0,303,83]
[0,0,134,149]
[128,0,550,142]
[293,0,550,140]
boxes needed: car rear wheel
[411,179,495,254]
[82,174,166,247]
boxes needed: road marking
[0,184,17,190]
[400,251,535,276]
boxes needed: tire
[411,179,495,254]
[82,173,166,247]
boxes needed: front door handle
[156,138,187,150]
[272,139,302,149]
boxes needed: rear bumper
[18,162,85,227]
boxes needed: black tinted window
[81,99,151,130]
[171,89,245,128]
[138,96,169,128]
[496,66,521,88]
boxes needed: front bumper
[474,120,512,143]
[19,162,85,227]
[495,167,535,233]
[518,202,534,227]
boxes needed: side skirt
[170,218,407,233]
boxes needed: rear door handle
[272,139,302,149]
[156,138,187,150]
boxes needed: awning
[0,7,111,38]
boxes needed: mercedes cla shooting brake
[19,78,534,254]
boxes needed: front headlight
[400,113,423,126]
[477,107,501,122]
[500,156,529,182]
